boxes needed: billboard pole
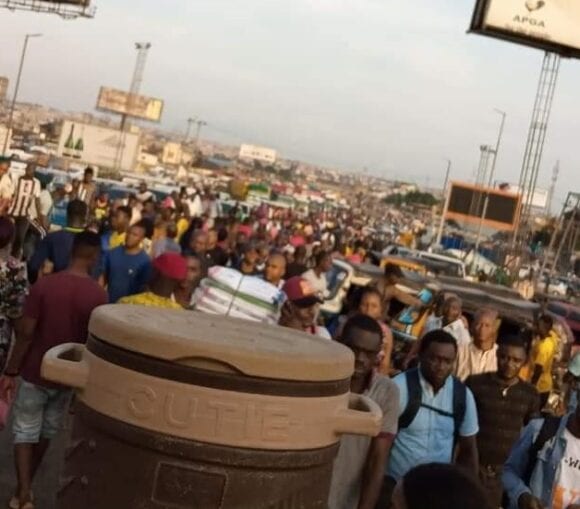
[472,109,506,272]
[114,42,151,172]
[511,52,560,254]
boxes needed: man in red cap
[280,276,331,340]
[119,252,187,310]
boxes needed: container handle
[41,343,89,390]
[333,393,382,437]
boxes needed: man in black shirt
[466,335,540,508]
[285,245,308,279]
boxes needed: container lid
[89,305,354,382]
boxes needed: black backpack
[524,415,562,484]
[398,368,467,441]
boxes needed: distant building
[0,77,8,102]
[239,144,277,165]
[162,142,183,165]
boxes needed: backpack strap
[524,415,562,484]
[398,368,422,430]
[452,376,467,441]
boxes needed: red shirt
[20,272,107,388]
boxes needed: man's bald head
[265,253,287,286]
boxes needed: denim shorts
[12,379,71,444]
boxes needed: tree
[384,191,438,207]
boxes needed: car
[415,251,467,279]
[536,276,568,297]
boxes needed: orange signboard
[445,181,522,232]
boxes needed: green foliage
[384,191,438,207]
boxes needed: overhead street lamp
[2,33,43,155]
[472,109,507,272]
[435,158,452,246]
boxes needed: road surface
[0,415,68,509]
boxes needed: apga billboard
[96,87,164,122]
[57,120,139,172]
[471,0,580,58]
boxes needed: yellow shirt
[119,292,183,310]
[109,231,126,249]
[524,331,558,394]
[176,218,189,241]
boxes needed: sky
[0,0,579,208]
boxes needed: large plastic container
[42,305,381,508]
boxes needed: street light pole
[472,109,507,273]
[193,119,207,151]
[3,33,42,155]
[435,158,452,246]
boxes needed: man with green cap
[0,156,14,215]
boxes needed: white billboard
[498,183,548,210]
[57,121,139,172]
[239,144,277,165]
[471,0,580,57]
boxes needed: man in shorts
[0,231,107,509]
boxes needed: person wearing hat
[119,252,187,310]
[279,276,331,340]
[0,156,14,216]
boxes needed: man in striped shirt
[76,167,98,207]
[9,163,42,258]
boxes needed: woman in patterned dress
[0,217,28,372]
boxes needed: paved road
[0,416,68,509]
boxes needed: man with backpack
[380,329,479,506]
[503,377,580,509]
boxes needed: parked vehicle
[414,251,467,279]
[536,275,568,297]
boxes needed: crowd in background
[0,160,579,509]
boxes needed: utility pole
[545,160,559,216]
[185,117,196,142]
[193,119,207,151]
[473,110,507,272]
[3,33,42,155]
[435,159,451,246]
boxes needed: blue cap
[569,352,580,377]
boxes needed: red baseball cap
[153,253,188,280]
[282,276,323,308]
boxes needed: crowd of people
[0,160,578,509]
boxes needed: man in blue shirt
[503,374,580,509]
[28,199,87,283]
[381,330,479,505]
[101,222,151,303]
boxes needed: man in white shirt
[302,251,333,299]
[455,308,499,381]
[135,181,155,204]
[0,156,14,215]
[9,163,42,258]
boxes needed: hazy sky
[0,0,579,207]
